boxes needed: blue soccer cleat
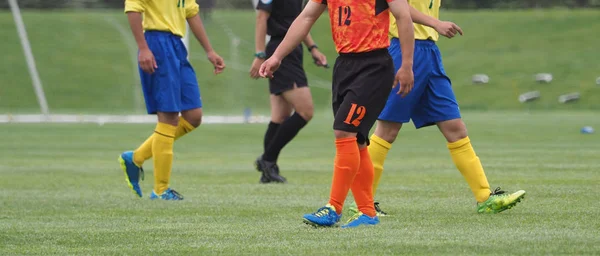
[150,188,184,200]
[302,204,341,227]
[118,151,144,197]
[341,212,380,228]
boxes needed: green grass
[1,9,599,114]
[1,111,599,255]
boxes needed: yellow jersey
[125,0,199,38]
[389,0,440,41]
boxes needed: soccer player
[352,0,526,215]
[260,0,415,227]
[249,0,328,183]
[118,0,225,200]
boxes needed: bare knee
[157,112,180,126]
[181,108,203,128]
[295,105,313,121]
[271,112,291,124]
[374,121,402,144]
[334,130,356,139]
[437,119,468,143]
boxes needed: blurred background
[0,0,599,118]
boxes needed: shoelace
[490,187,506,196]
[313,207,331,217]
[167,189,184,200]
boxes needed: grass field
[1,9,600,114]
[1,111,599,255]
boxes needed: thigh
[140,34,182,114]
[332,52,395,145]
[411,46,461,129]
[270,94,293,123]
[379,39,431,123]
[281,86,313,116]
[179,59,202,111]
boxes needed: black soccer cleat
[374,202,388,216]
[255,157,287,183]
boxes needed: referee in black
[250,0,328,183]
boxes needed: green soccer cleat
[477,187,526,214]
[347,202,387,217]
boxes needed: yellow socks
[447,136,491,203]
[152,122,177,195]
[174,117,195,139]
[368,134,392,196]
[132,117,195,166]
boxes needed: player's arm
[125,0,156,74]
[389,0,415,97]
[409,6,463,38]
[303,33,328,68]
[255,10,269,54]
[250,9,270,78]
[260,1,326,77]
[187,15,225,74]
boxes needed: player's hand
[434,21,463,39]
[138,48,157,74]
[207,51,226,75]
[249,58,265,79]
[259,57,281,79]
[311,49,329,68]
[394,65,414,97]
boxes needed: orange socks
[351,147,376,217]
[328,137,360,215]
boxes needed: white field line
[0,114,270,124]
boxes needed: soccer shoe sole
[118,155,142,198]
[302,218,339,228]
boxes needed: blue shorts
[140,31,202,114]
[378,39,461,128]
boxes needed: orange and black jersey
[312,0,393,53]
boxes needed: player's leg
[261,86,313,166]
[149,112,180,200]
[130,105,200,168]
[256,94,292,183]
[303,57,363,227]
[119,31,179,198]
[256,44,307,183]
[348,39,430,216]
[344,50,394,228]
[424,43,525,212]
[148,41,206,201]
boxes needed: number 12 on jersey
[338,6,351,26]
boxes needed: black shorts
[266,38,308,95]
[332,48,394,145]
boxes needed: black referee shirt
[256,0,304,38]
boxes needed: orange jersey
[312,0,392,53]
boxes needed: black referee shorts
[331,48,394,145]
[265,37,308,95]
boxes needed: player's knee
[334,130,356,139]
[187,116,202,128]
[157,112,180,126]
[440,119,468,143]
[296,107,313,121]
[374,121,402,143]
[181,108,203,128]
[270,114,289,124]
[378,129,399,144]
